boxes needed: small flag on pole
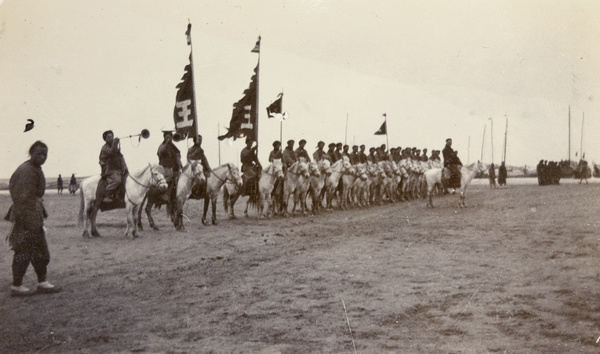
[251,36,261,53]
[266,93,287,120]
[374,120,387,135]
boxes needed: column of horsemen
[95,129,463,224]
[227,136,462,216]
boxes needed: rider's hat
[287,139,294,145]
[446,138,452,143]
[273,140,281,147]
[316,141,325,147]
[328,143,336,148]
[299,139,306,145]
[102,130,114,141]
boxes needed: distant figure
[498,162,507,187]
[536,160,544,186]
[69,174,77,195]
[5,141,61,296]
[488,163,496,188]
[57,174,63,194]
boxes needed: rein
[128,164,164,189]
[263,164,282,178]
[210,164,234,184]
[181,162,204,183]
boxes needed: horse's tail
[77,186,85,227]
[223,185,230,212]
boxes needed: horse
[256,159,284,218]
[324,156,352,210]
[425,161,487,208]
[223,159,284,219]
[282,160,310,216]
[173,163,242,230]
[78,164,168,238]
[136,160,205,231]
[308,159,331,214]
[290,160,320,215]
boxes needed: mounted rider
[294,139,311,162]
[157,130,183,203]
[96,130,128,205]
[240,136,261,195]
[350,145,360,165]
[313,141,327,162]
[358,145,368,164]
[187,134,212,198]
[442,138,462,190]
[326,143,337,162]
[282,140,297,172]
[268,140,282,162]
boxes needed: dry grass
[0,182,599,353]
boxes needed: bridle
[210,163,238,184]
[128,164,167,189]
[181,162,205,184]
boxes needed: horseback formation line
[77,129,486,238]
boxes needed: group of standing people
[56,174,78,195]
[487,162,508,188]
[536,160,562,186]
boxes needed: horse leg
[228,194,238,219]
[145,201,159,231]
[202,198,209,225]
[459,190,466,208]
[137,196,145,231]
[89,202,102,238]
[211,197,218,225]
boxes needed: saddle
[189,179,206,200]
[242,175,259,196]
[442,167,461,189]
[99,180,126,211]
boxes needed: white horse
[258,159,284,218]
[324,156,352,210]
[292,160,320,215]
[204,163,242,225]
[425,161,486,208]
[78,164,168,238]
[308,159,331,213]
[282,160,310,216]
[137,160,205,231]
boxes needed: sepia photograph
[1,1,599,352]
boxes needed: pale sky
[1,0,598,178]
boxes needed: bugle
[173,131,186,142]
[119,129,150,141]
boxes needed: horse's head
[298,161,310,178]
[477,160,487,173]
[151,164,169,191]
[319,159,332,176]
[342,158,352,170]
[271,159,284,178]
[357,165,368,181]
[308,161,320,178]
[228,164,243,187]
[189,160,206,183]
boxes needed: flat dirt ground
[0,181,599,353]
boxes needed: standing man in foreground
[6,141,61,296]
